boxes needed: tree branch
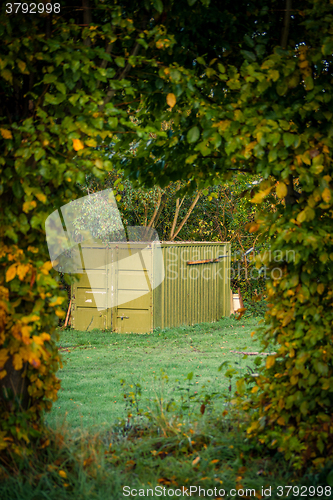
[170,191,201,241]
[281,0,292,48]
[100,42,141,110]
[147,189,162,228]
[82,0,92,47]
[284,174,301,205]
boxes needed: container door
[71,245,111,331]
[114,244,152,333]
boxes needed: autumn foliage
[1,0,333,471]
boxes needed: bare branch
[170,191,201,241]
[281,0,292,48]
[147,189,162,228]
[82,0,92,47]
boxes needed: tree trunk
[0,361,30,411]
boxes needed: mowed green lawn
[46,317,263,430]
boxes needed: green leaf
[108,117,118,128]
[30,215,42,229]
[91,117,104,130]
[217,63,226,74]
[255,44,266,57]
[326,470,333,487]
[269,132,281,147]
[71,60,80,72]
[240,50,256,62]
[187,126,200,144]
[170,69,181,82]
[43,73,57,84]
[55,82,66,94]
[187,0,197,5]
[187,372,193,380]
[153,0,163,13]
[268,148,277,163]
[322,41,333,56]
[12,181,23,198]
[2,69,13,83]
[283,133,295,148]
[185,154,198,164]
[304,76,314,90]
[115,57,125,68]
[68,94,80,106]
[34,148,45,161]
[276,81,288,96]
[244,34,255,48]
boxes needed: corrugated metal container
[71,241,231,333]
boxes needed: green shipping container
[71,241,231,333]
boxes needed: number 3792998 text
[6,3,60,14]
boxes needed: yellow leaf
[322,187,331,203]
[213,120,231,133]
[246,421,259,434]
[116,194,121,202]
[296,210,306,223]
[59,470,67,478]
[192,456,200,466]
[23,200,37,213]
[21,314,40,323]
[27,246,39,253]
[248,223,260,233]
[0,128,12,139]
[17,264,30,281]
[0,349,9,369]
[32,335,46,346]
[251,385,259,393]
[49,296,65,307]
[56,310,65,318]
[266,355,275,369]
[251,186,273,204]
[166,93,176,108]
[6,264,17,282]
[317,283,325,295]
[95,159,103,169]
[72,139,84,151]
[21,326,32,344]
[35,193,47,203]
[277,416,285,426]
[40,262,53,275]
[276,182,287,199]
[13,353,23,371]
[85,138,97,147]
[18,60,27,73]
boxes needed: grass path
[47,317,262,430]
[2,317,330,499]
